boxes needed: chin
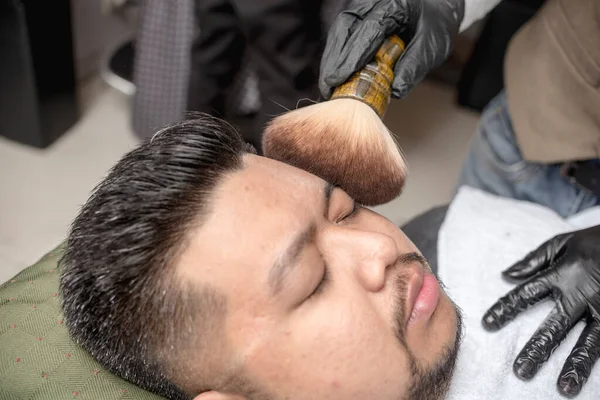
[407,291,459,365]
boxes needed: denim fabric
[457,91,600,218]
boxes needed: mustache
[396,252,430,273]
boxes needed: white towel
[460,0,503,32]
[438,186,600,400]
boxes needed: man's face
[180,154,461,400]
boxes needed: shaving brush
[263,36,408,206]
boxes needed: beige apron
[504,0,600,163]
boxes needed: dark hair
[60,115,252,399]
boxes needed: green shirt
[0,244,165,400]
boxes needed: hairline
[158,165,247,395]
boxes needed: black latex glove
[482,224,600,398]
[319,0,465,100]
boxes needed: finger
[325,20,388,85]
[392,30,428,98]
[513,308,572,380]
[319,12,360,99]
[319,1,385,97]
[482,276,551,331]
[392,21,455,99]
[503,234,571,281]
[326,2,403,88]
[557,319,600,397]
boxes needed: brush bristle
[263,99,408,206]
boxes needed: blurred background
[0,0,544,282]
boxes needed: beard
[406,306,463,400]
[392,255,464,400]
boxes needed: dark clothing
[187,0,324,153]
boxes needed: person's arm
[483,224,600,397]
[460,0,503,32]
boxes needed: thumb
[391,31,430,98]
[503,234,571,281]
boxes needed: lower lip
[408,273,440,326]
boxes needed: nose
[321,227,399,292]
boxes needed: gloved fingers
[391,29,430,98]
[557,319,600,398]
[331,1,405,82]
[392,24,454,98]
[319,12,361,99]
[320,1,403,99]
[482,276,551,331]
[513,308,572,380]
[329,19,390,84]
[503,234,571,281]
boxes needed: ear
[193,391,247,400]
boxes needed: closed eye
[337,202,360,223]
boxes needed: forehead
[217,153,324,217]
[177,154,324,292]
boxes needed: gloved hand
[482,224,600,398]
[319,0,465,100]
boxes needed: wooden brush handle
[331,35,405,119]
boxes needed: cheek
[246,297,413,399]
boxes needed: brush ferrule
[331,36,405,119]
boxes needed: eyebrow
[268,182,335,295]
